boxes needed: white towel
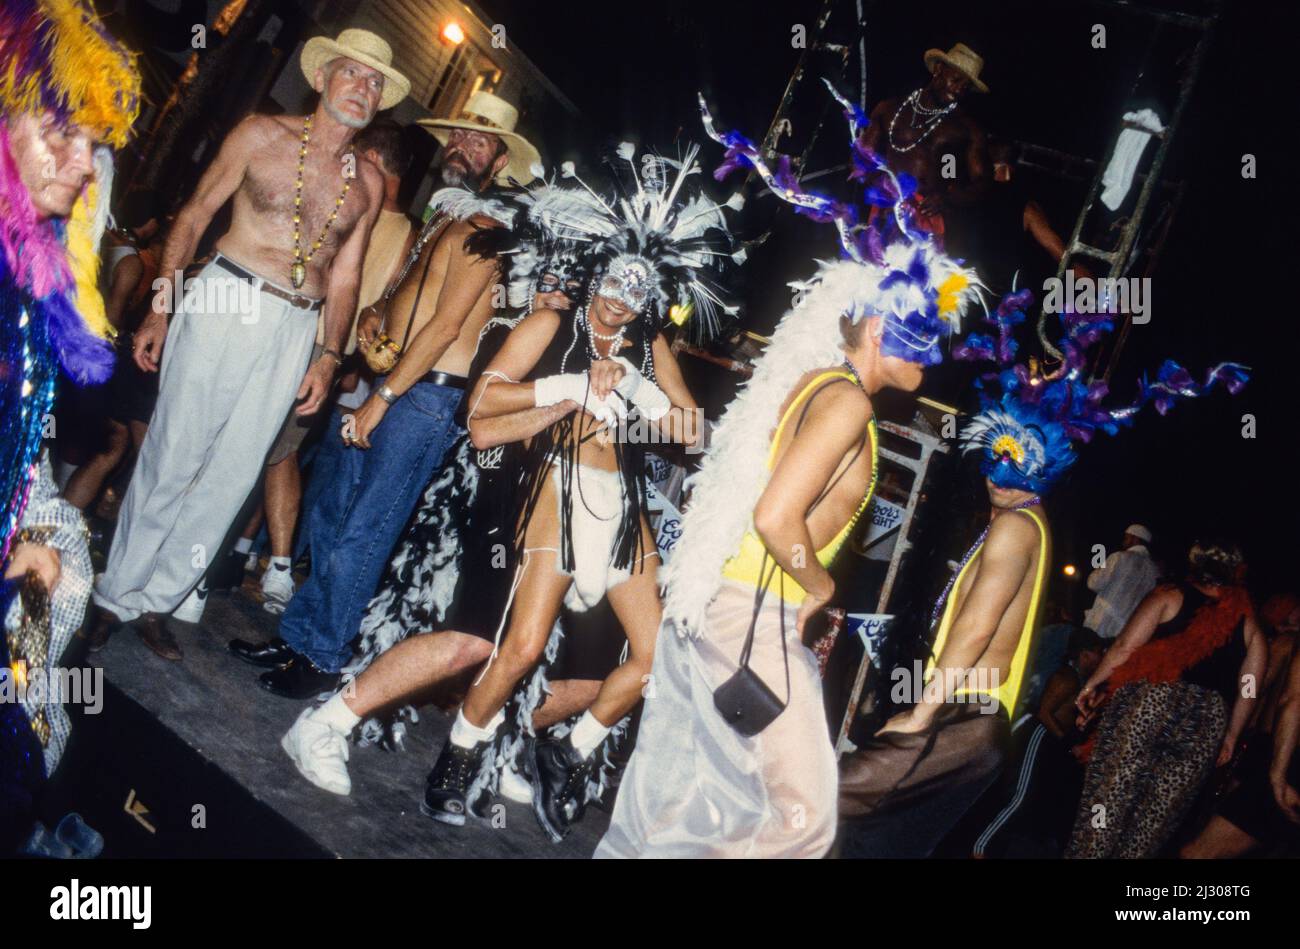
[1100,108,1165,211]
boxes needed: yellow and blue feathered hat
[700,79,982,366]
[955,289,1250,493]
[0,0,140,383]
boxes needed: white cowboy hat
[301,29,411,112]
[923,42,989,94]
[417,90,542,186]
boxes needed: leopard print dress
[1067,680,1226,858]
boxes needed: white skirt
[595,579,838,858]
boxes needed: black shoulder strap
[735,552,792,707]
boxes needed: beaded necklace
[289,114,352,289]
[887,89,957,154]
[584,309,625,360]
[840,357,865,390]
[929,495,1042,629]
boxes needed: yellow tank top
[720,370,879,605]
[925,507,1048,717]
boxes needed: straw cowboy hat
[417,90,542,187]
[923,43,989,93]
[301,29,411,112]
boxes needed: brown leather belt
[212,256,323,311]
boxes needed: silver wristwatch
[377,384,399,405]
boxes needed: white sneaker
[172,581,208,623]
[498,760,533,804]
[281,707,351,795]
[261,565,295,615]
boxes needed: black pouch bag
[711,374,867,738]
[713,556,790,737]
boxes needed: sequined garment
[0,1,136,828]
[0,232,59,834]
[0,251,59,567]
[5,453,94,772]
[0,626,43,850]
[2,246,95,775]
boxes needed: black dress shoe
[228,637,295,668]
[85,606,122,654]
[259,655,340,699]
[420,740,486,826]
[134,613,182,661]
[527,734,593,843]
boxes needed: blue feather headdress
[955,289,1251,493]
[699,79,981,365]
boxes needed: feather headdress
[661,85,983,634]
[955,289,1251,493]
[700,79,981,365]
[431,154,739,343]
[428,175,597,311]
[553,143,740,343]
[0,0,139,383]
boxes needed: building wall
[257,0,580,210]
[305,0,575,127]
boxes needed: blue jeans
[292,405,347,564]
[279,380,464,671]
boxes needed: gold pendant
[290,262,306,289]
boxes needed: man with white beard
[232,91,544,700]
[90,30,408,660]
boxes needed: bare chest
[240,149,366,244]
[884,112,967,181]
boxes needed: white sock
[312,693,360,735]
[570,711,611,759]
[449,708,503,749]
[233,537,254,555]
[270,556,291,571]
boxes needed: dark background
[478,0,1297,607]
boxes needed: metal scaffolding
[734,0,1223,750]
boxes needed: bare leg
[461,548,571,727]
[462,469,574,727]
[1179,815,1261,859]
[264,451,302,558]
[285,627,496,798]
[240,501,265,544]
[535,679,602,730]
[342,630,494,717]
[591,520,662,725]
[63,419,129,510]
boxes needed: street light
[1063,564,1078,578]
[441,22,465,45]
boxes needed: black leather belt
[422,370,467,390]
[212,256,323,311]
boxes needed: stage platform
[48,587,609,858]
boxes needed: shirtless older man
[241,91,543,699]
[90,29,408,660]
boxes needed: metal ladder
[754,0,868,176]
[1041,0,1221,380]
